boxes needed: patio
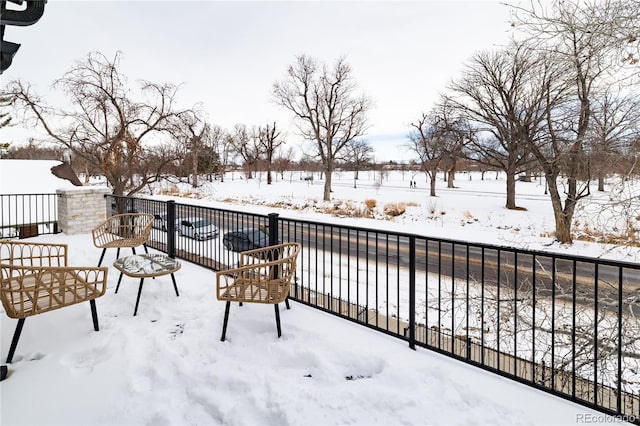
[0,233,602,425]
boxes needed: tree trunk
[429,171,437,197]
[597,174,605,192]
[447,169,455,188]
[267,170,272,185]
[505,171,517,209]
[323,163,333,201]
[546,173,574,244]
[323,175,332,201]
[191,142,198,188]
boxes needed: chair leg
[115,272,124,293]
[285,297,290,310]
[274,304,282,338]
[6,318,25,364]
[221,301,231,342]
[90,299,99,331]
[171,273,179,297]
[131,247,135,255]
[133,278,145,316]
[143,244,149,254]
[97,248,107,267]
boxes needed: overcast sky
[1,0,515,161]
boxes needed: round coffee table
[113,253,181,316]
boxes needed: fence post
[409,236,416,350]
[167,200,176,258]
[268,212,279,246]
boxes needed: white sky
[1,0,515,161]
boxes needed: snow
[1,168,635,425]
[0,160,78,194]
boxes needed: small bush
[364,199,377,210]
[384,202,406,217]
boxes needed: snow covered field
[147,169,640,262]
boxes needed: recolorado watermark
[576,413,637,424]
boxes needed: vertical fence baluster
[594,263,599,407]
[617,266,623,413]
[409,236,416,350]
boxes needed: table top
[113,253,181,278]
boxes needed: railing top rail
[278,215,640,270]
[109,194,640,270]
[0,193,59,196]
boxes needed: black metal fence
[0,193,60,239]
[111,194,640,422]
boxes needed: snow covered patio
[0,232,605,425]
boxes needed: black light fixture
[0,0,47,73]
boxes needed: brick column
[57,187,112,235]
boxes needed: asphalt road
[136,197,640,316]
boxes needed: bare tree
[429,100,472,189]
[406,113,446,197]
[175,107,210,188]
[344,138,373,184]
[227,124,261,179]
[204,124,226,182]
[274,146,296,181]
[5,51,186,196]
[587,90,640,191]
[447,43,540,208]
[273,55,371,201]
[257,122,284,185]
[511,0,640,243]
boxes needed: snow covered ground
[1,167,637,425]
[0,232,609,426]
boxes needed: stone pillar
[57,187,111,235]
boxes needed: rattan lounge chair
[216,242,301,341]
[92,213,154,266]
[0,240,108,363]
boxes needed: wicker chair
[216,242,301,341]
[0,241,108,363]
[92,213,154,266]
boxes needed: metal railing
[0,193,60,239]
[110,194,640,423]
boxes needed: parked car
[178,217,218,240]
[223,228,270,252]
[152,213,181,232]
